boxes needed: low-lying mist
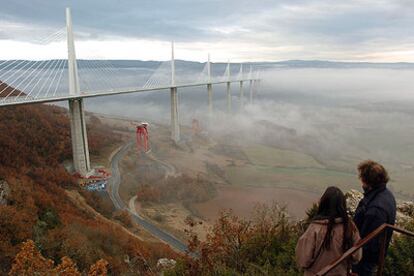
[82,66,414,198]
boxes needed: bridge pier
[69,98,90,175]
[239,81,244,109]
[170,87,180,142]
[169,42,180,142]
[249,80,253,104]
[226,82,231,113]
[207,83,213,118]
[206,54,213,118]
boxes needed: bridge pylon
[66,7,91,176]
[207,54,213,119]
[226,60,231,113]
[239,64,244,109]
[170,41,180,143]
[249,65,253,104]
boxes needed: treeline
[0,104,176,274]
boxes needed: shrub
[167,203,300,275]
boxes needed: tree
[8,240,54,276]
[112,210,133,228]
[88,259,109,276]
[54,256,81,276]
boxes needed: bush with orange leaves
[88,259,109,276]
[166,203,300,275]
[8,240,54,276]
[8,240,110,276]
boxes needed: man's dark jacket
[353,184,396,264]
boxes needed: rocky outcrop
[0,179,10,205]
[157,258,176,270]
[398,201,414,217]
[345,189,363,216]
[396,201,414,225]
[345,189,414,225]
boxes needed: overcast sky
[1,0,414,62]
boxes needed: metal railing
[316,223,414,276]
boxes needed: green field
[225,165,357,192]
[224,144,358,193]
[244,144,324,168]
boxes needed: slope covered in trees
[0,104,176,274]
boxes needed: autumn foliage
[87,259,109,276]
[136,174,216,205]
[8,240,54,276]
[8,239,108,276]
[167,203,300,275]
[0,104,175,274]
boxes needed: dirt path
[129,195,140,214]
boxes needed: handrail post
[377,231,388,276]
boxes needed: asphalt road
[107,141,188,253]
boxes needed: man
[353,160,396,275]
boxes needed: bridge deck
[0,79,257,107]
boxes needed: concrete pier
[69,98,90,175]
[249,80,253,104]
[170,87,180,142]
[226,82,231,113]
[239,81,244,108]
[207,83,213,117]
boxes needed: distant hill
[0,81,25,97]
[77,59,414,70]
[262,60,414,69]
[2,59,414,70]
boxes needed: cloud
[1,0,414,61]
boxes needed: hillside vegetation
[0,104,176,274]
[166,203,414,276]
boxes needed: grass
[224,144,358,193]
[225,165,357,193]
[244,144,324,168]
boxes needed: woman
[296,186,362,275]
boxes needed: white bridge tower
[170,41,180,143]
[66,7,91,176]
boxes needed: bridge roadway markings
[107,140,188,253]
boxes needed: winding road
[107,141,188,253]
